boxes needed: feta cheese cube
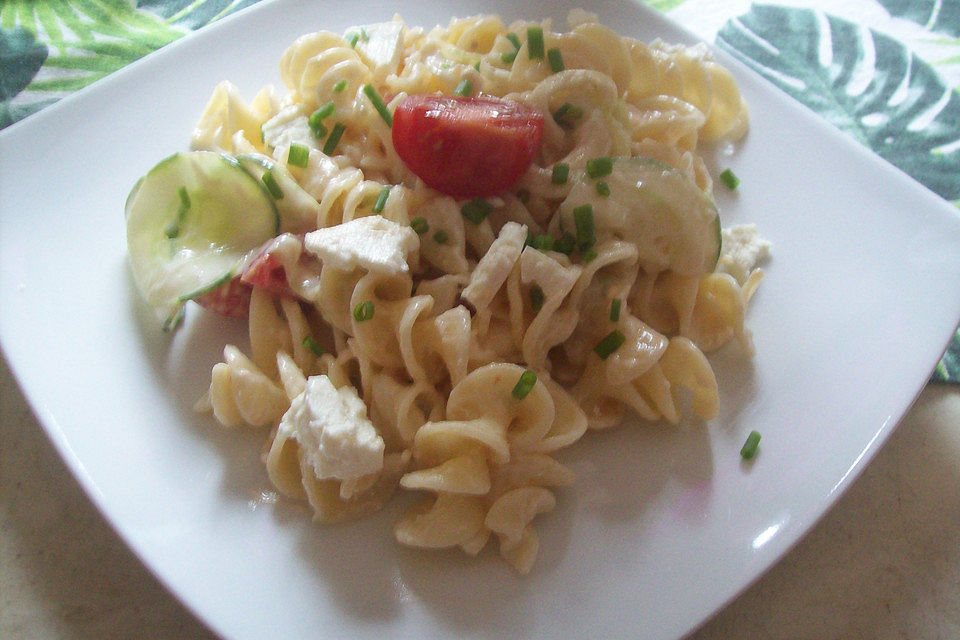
[304,215,418,274]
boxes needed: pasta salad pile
[125,10,767,573]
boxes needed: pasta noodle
[164,10,767,574]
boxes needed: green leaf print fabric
[715,3,960,382]
[1,0,958,382]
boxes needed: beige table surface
[3,350,959,640]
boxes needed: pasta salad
[125,10,768,573]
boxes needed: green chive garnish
[609,298,621,322]
[333,79,348,93]
[473,60,481,71]
[433,229,448,244]
[287,143,310,168]
[372,186,390,213]
[316,101,335,120]
[516,188,530,203]
[262,170,283,200]
[308,113,328,140]
[302,336,325,356]
[505,32,522,49]
[529,234,554,252]
[501,50,518,65]
[346,32,360,48]
[359,27,369,41]
[529,284,545,312]
[164,186,191,238]
[596,181,610,197]
[454,79,473,97]
[547,47,564,72]
[552,102,583,129]
[527,26,544,59]
[363,84,392,127]
[322,122,346,155]
[551,163,569,184]
[573,204,595,250]
[410,217,429,235]
[582,248,597,263]
[720,168,740,190]
[554,233,576,255]
[740,430,761,459]
[593,330,625,359]
[353,300,374,322]
[586,157,613,179]
[460,198,492,224]
[511,370,538,400]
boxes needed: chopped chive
[720,168,740,190]
[473,60,481,71]
[516,188,530,203]
[322,122,346,155]
[609,298,622,322]
[164,186,191,238]
[372,186,390,213]
[573,204,595,250]
[596,181,611,197]
[554,233,576,255]
[581,248,597,263]
[547,47,564,72]
[529,284,545,312]
[433,229,448,244]
[454,79,473,97]
[359,27,369,41]
[511,369,538,400]
[308,113,328,139]
[362,84,392,127]
[262,169,284,200]
[529,234,554,252]
[593,329,625,359]
[302,336,325,356]
[740,430,761,459]
[501,49,518,65]
[287,143,310,168]
[551,163,569,184]
[586,157,613,179]
[527,26,544,59]
[316,101,335,120]
[460,198,492,224]
[353,300,374,322]
[410,217,429,235]
[346,32,360,48]
[505,32,522,50]
[552,102,583,129]
[333,79,348,93]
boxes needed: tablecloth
[2,1,960,639]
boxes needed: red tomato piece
[392,94,543,198]
[194,277,251,318]
[240,248,291,296]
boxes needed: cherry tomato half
[392,94,543,199]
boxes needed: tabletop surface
[2,0,960,638]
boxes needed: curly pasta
[179,11,767,574]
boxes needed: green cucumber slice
[561,158,721,275]
[237,153,321,234]
[125,151,279,327]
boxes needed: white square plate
[3,0,960,638]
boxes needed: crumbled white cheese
[261,104,316,150]
[304,215,419,274]
[461,222,527,312]
[352,22,404,82]
[719,224,771,283]
[277,375,384,483]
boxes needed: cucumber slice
[237,153,321,234]
[561,158,721,275]
[125,151,279,327]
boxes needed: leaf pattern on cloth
[136,0,261,30]
[877,0,960,38]
[0,26,48,128]
[717,4,960,382]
